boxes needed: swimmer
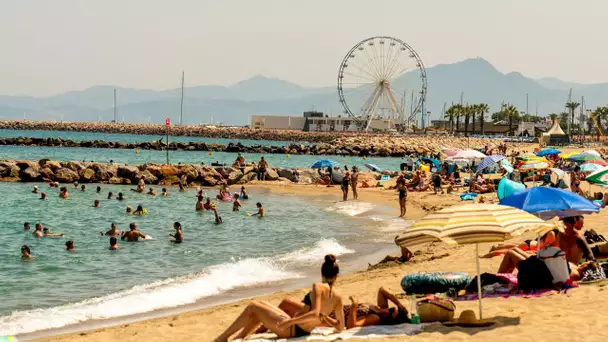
[93,199,100,208]
[232,193,242,211]
[117,192,125,201]
[161,188,168,197]
[65,240,75,251]
[24,222,31,231]
[203,198,215,210]
[73,181,79,189]
[133,176,146,193]
[32,185,39,194]
[133,205,147,215]
[196,195,204,211]
[21,245,34,259]
[170,222,183,243]
[96,186,101,193]
[109,237,120,250]
[59,187,69,199]
[148,187,156,196]
[240,186,249,200]
[43,227,64,237]
[33,223,44,237]
[81,184,86,192]
[214,209,223,224]
[121,223,147,242]
[101,223,122,236]
[40,192,47,200]
[251,202,265,217]
[126,205,133,214]
[108,191,113,200]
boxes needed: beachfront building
[250,111,398,132]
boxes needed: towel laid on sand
[237,323,426,341]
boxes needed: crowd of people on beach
[21,173,264,259]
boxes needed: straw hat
[442,310,494,327]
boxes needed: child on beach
[240,186,249,200]
[232,193,242,211]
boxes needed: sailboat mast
[113,88,117,123]
[179,71,185,125]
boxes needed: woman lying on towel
[481,228,560,258]
[258,286,409,332]
[215,255,344,341]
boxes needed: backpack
[517,256,554,291]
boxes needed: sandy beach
[32,170,608,342]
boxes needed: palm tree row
[443,103,489,136]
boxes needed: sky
[1,0,606,96]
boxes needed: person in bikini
[232,193,242,211]
[170,222,183,243]
[216,254,345,341]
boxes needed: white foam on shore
[0,239,355,336]
[325,201,376,216]
[369,216,414,233]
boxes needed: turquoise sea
[0,128,412,337]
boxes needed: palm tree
[454,104,463,133]
[470,104,477,136]
[566,101,580,135]
[463,105,474,137]
[592,106,608,140]
[503,104,519,136]
[477,103,489,135]
[444,105,458,134]
[559,112,569,130]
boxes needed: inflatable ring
[401,272,471,295]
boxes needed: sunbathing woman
[481,228,559,258]
[215,255,344,341]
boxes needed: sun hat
[442,310,494,327]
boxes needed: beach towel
[238,324,426,341]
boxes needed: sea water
[0,182,410,336]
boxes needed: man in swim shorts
[121,223,147,242]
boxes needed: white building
[251,112,398,132]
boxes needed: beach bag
[538,247,570,284]
[417,298,456,322]
[517,256,554,291]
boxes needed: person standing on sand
[121,223,147,242]
[341,172,350,201]
[397,177,407,217]
[258,157,269,181]
[350,167,359,200]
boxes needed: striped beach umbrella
[519,161,549,170]
[476,155,506,173]
[395,204,554,319]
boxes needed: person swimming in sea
[161,188,168,197]
[96,186,101,193]
[126,206,133,214]
[132,176,146,193]
[148,187,156,196]
[240,186,249,200]
[73,181,79,189]
[81,184,86,192]
[43,227,64,237]
[24,222,31,231]
[109,237,120,250]
[121,223,147,242]
[196,195,204,211]
[65,240,75,251]
[170,222,183,243]
[232,193,242,211]
[59,187,69,199]
[107,191,114,200]
[203,198,215,211]
[93,199,100,208]
[101,223,122,236]
[214,209,223,224]
[133,205,147,215]
[117,192,125,201]
[32,185,38,194]
[40,192,48,200]
[33,223,44,237]
[21,245,34,259]
[252,202,265,217]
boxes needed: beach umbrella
[497,178,526,201]
[582,150,602,157]
[395,204,554,319]
[580,163,602,173]
[476,155,506,173]
[420,157,441,168]
[560,152,578,159]
[499,187,600,220]
[519,161,549,170]
[448,149,486,159]
[586,166,608,186]
[568,154,603,162]
[583,160,608,167]
[500,159,514,174]
[311,159,338,169]
[364,163,382,172]
[536,148,561,157]
[549,168,571,189]
[442,148,461,156]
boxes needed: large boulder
[21,167,41,181]
[40,160,62,172]
[108,177,127,184]
[81,168,97,182]
[54,168,80,183]
[0,161,20,178]
[39,167,54,180]
[176,165,198,182]
[226,169,243,185]
[264,168,280,181]
[277,168,296,182]
[135,170,158,184]
[63,161,86,172]
[92,163,117,181]
[117,165,139,180]
[145,164,178,179]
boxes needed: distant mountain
[0,58,606,125]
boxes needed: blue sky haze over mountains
[0,58,606,126]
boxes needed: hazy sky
[1,0,606,96]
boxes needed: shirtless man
[121,223,147,242]
[109,237,120,250]
[252,202,265,217]
[148,187,156,196]
[101,223,122,236]
[33,223,44,237]
[258,157,269,181]
[170,222,183,243]
[203,198,215,211]
[196,195,204,211]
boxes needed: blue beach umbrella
[476,155,506,173]
[420,157,441,168]
[311,159,338,169]
[536,148,562,157]
[580,163,602,173]
[364,163,382,172]
[497,177,526,201]
[500,187,599,220]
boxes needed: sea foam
[325,201,376,216]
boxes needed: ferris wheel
[337,36,427,131]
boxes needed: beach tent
[500,187,599,219]
[540,118,569,146]
[395,204,554,319]
[497,178,525,201]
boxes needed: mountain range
[0,58,605,126]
